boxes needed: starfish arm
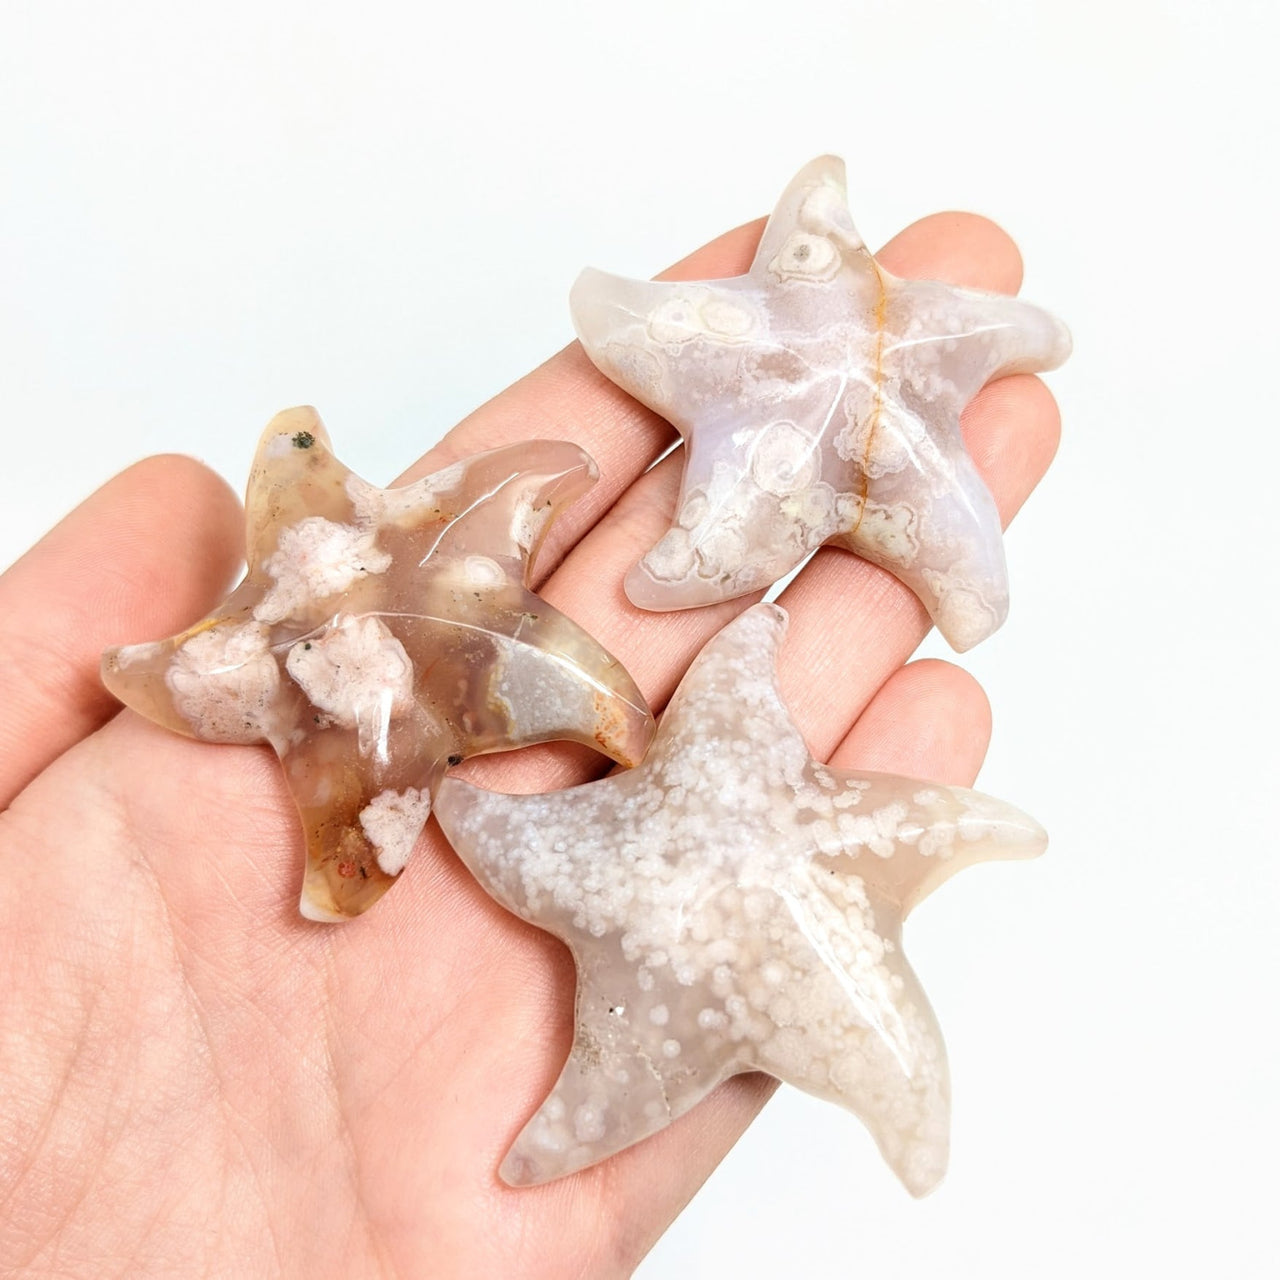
[758,866,953,1196]
[889,278,1072,415]
[243,408,359,565]
[422,440,601,574]
[434,777,593,919]
[436,775,740,1186]
[571,268,740,424]
[807,765,1048,918]
[748,154,866,273]
[624,399,840,610]
[571,268,676,366]
[571,262,774,418]
[101,588,302,746]
[830,432,1011,652]
[499,945,735,1186]
[477,598,655,768]
[397,583,653,771]
[281,702,449,921]
[650,602,798,751]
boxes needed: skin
[0,210,1060,1279]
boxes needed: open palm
[0,211,1060,1278]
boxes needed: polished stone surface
[102,408,653,920]
[571,156,1071,650]
[435,604,1046,1193]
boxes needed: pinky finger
[827,658,993,787]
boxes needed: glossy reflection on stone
[102,408,654,921]
[435,604,1046,1194]
[571,155,1071,651]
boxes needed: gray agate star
[570,156,1072,651]
[434,604,1047,1194]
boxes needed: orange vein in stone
[172,615,230,645]
[848,256,889,539]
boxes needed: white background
[1,2,1276,1275]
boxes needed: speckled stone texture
[571,156,1071,651]
[435,604,1047,1194]
[101,408,654,921]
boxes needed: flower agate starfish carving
[101,408,654,921]
[571,156,1072,651]
[434,603,1047,1194]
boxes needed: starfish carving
[102,407,654,921]
[435,604,1046,1194]
[570,156,1071,651]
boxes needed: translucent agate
[101,408,654,921]
[571,156,1072,651]
[435,604,1046,1194]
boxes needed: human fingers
[827,658,993,781]
[0,456,243,809]
[877,210,1023,294]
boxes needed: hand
[0,211,1059,1277]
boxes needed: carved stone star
[102,407,654,921]
[570,156,1071,651]
[434,604,1046,1194]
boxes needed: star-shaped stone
[435,603,1046,1194]
[570,155,1071,651]
[102,407,654,921]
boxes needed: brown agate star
[101,408,654,921]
